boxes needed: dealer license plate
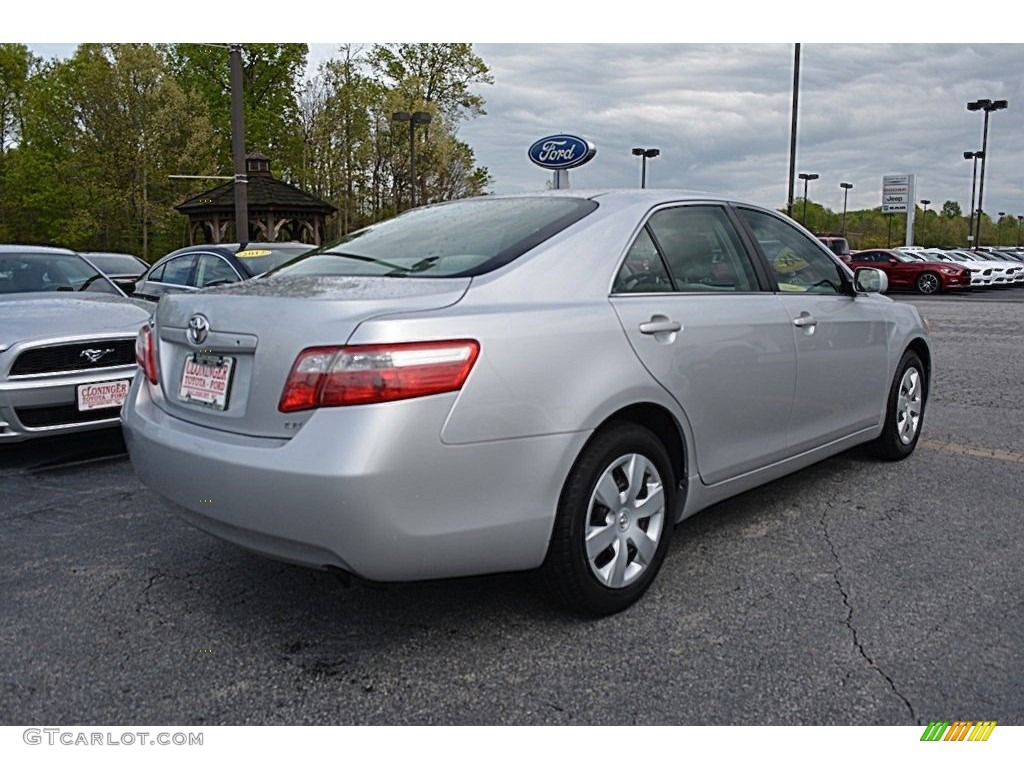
[178,354,235,410]
[77,379,131,411]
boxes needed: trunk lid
[152,275,470,437]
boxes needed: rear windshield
[271,197,597,278]
[83,253,146,274]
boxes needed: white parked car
[918,249,992,287]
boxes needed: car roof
[0,244,79,256]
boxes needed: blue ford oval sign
[528,134,597,170]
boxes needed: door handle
[639,317,682,335]
[793,312,817,329]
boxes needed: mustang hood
[0,294,153,350]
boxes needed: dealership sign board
[882,174,915,213]
[528,134,597,170]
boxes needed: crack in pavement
[820,498,917,723]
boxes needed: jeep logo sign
[528,134,597,170]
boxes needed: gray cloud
[458,43,1023,219]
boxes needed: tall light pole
[798,172,818,226]
[963,150,983,247]
[392,110,432,209]
[997,212,1006,246]
[1018,215,1023,247]
[840,182,853,236]
[228,44,248,244]
[786,44,801,218]
[919,199,930,246]
[631,147,660,188]
[967,98,1008,248]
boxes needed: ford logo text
[528,134,597,170]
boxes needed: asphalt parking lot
[1,292,1022,726]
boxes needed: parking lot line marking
[920,438,1024,464]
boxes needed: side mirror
[115,278,137,295]
[854,267,888,294]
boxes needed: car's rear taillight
[135,324,158,384]
[278,340,480,412]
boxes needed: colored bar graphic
[944,721,972,741]
[968,721,997,741]
[920,720,996,742]
[921,721,950,741]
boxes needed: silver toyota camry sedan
[123,191,930,615]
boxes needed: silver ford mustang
[123,191,930,615]
[0,245,152,441]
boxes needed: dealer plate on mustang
[77,379,131,411]
[178,354,234,410]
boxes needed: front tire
[916,272,940,295]
[868,350,926,460]
[542,422,675,616]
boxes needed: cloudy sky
[13,7,1024,223]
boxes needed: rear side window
[159,255,196,286]
[614,205,759,293]
[273,197,598,279]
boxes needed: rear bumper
[122,376,588,581]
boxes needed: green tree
[941,200,962,218]
[0,44,39,239]
[166,43,308,175]
[368,44,492,210]
[368,43,492,122]
[6,44,216,258]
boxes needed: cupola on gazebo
[175,152,336,246]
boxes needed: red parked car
[846,249,970,294]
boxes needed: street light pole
[840,182,853,237]
[967,98,1008,248]
[919,199,930,246]
[786,44,801,218]
[963,150,983,247]
[1018,215,1023,247]
[631,147,660,188]
[228,44,248,245]
[392,110,432,210]
[798,172,818,226]
[997,212,1006,246]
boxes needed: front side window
[738,208,846,294]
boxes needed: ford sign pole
[528,134,597,189]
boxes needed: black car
[82,252,150,294]
[134,242,314,301]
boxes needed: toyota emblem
[187,314,210,346]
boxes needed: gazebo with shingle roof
[175,152,336,246]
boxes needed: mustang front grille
[10,340,136,376]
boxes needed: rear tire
[868,350,926,460]
[542,422,675,616]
